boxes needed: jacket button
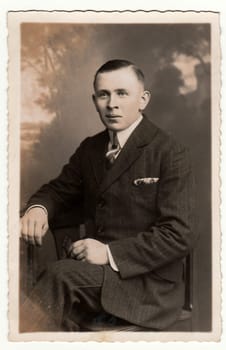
[97,225,104,233]
[98,199,105,208]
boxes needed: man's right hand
[20,207,49,246]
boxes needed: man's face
[93,67,150,131]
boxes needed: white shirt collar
[109,114,143,148]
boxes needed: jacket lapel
[89,130,109,185]
[99,117,159,193]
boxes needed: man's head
[93,59,151,131]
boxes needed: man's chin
[102,121,123,131]
[106,124,124,132]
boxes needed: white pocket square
[133,177,159,186]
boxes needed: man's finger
[69,244,85,258]
[34,221,43,246]
[73,245,85,256]
[21,233,28,243]
[76,252,86,260]
[21,218,28,236]
[27,219,36,245]
[34,235,42,246]
[68,240,85,255]
[21,225,27,242]
[21,218,29,243]
[72,240,85,248]
[42,223,49,235]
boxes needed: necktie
[106,132,120,165]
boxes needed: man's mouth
[106,114,121,118]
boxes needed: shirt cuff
[25,205,48,216]
[106,245,119,272]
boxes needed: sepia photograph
[8,11,221,342]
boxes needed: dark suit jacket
[27,116,196,330]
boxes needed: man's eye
[117,91,127,96]
[98,92,108,98]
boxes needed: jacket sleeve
[24,139,88,222]
[108,144,196,279]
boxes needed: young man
[20,59,195,332]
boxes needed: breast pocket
[132,181,159,205]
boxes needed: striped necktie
[106,132,120,165]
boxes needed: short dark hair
[93,59,145,89]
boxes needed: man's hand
[69,239,109,265]
[20,207,49,246]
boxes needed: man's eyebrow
[96,89,109,94]
[115,88,128,92]
[95,88,129,94]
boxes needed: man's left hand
[68,238,109,265]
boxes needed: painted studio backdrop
[20,23,211,331]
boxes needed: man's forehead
[95,67,142,88]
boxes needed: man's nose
[107,94,118,109]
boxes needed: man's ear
[140,90,151,111]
